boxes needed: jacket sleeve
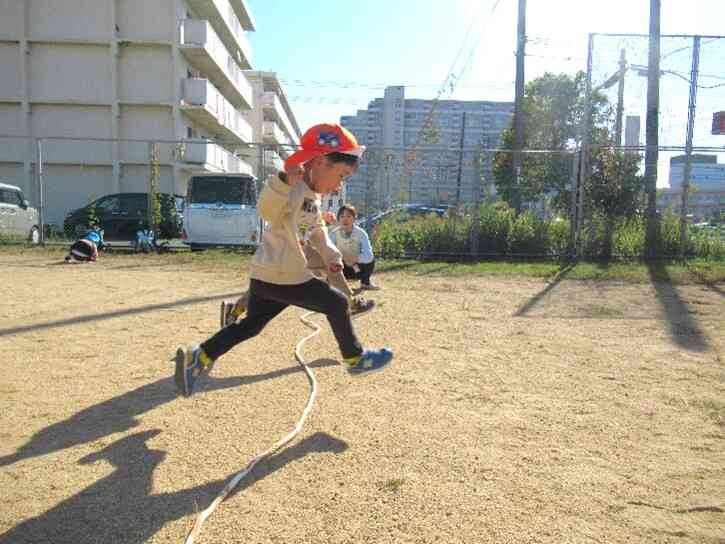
[308,221,343,267]
[257,175,291,226]
[357,226,374,262]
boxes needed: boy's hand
[328,262,343,274]
[284,165,304,186]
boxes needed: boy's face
[306,155,356,194]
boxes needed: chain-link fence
[3,32,725,260]
[0,135,305,245]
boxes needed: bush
[372,204,725,261]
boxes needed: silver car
[0,182,40,244]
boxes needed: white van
[182,174,261,251]
[0,182,40,244]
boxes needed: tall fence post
[147,141,160,239]
[36,138,45,245]
[569,149,581,260]
[678,35,701,259]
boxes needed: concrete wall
[118,0,175,43]
[27,0,111,41]
[31,104,111,138]
[29,44,112,103]
[119,45,173,103]
[43,164,115,226]
[0,104,23,136]
[0,0,21,39]
[121,164,174,194]
[0,43,20,99]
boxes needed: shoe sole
[351,300,375,317]
[347,355,393,377]
[174,348,191,397]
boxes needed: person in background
[65,225,105,263]
[329,204,380,290]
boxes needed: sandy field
[0,250,724,543]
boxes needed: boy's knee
[329,289,349,314]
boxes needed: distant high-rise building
[658,154,725,222]
[340,86,513,213]
[241,70,301,178]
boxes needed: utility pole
[679,35,701,258]
[615,48,627,147]
[575,34,595,259]
[644,0,661,259]
[455,112,466,203]
[512,0,526,214]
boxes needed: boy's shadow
[0,429,349,544]
[0,359,338,467]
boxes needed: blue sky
[246,0,724,129]
[246,0,725,184]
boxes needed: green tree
[586,130,644,219]
[492,72,610,212]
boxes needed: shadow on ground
[0,359,338,468]
[0,429,348,544]
[647,261,709,352]
[0,292,243,338]
[513,262,576,317]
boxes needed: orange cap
[284,123,365,171]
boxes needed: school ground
[1,249,724,544]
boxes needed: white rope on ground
[183,310,321,544]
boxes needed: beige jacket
[250,174,343,285]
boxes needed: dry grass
[1,250,724,543]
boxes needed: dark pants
[201,277,363,361]
[69,240,94,261]
[342,260,375,286]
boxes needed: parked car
[0,182,40,244]
[182,174,261,251]
[64,192,184,241]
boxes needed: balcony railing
[182,78,253,143]
[229,0,256,30]
[261,92,299,145]
[184,0,252,69]
[262,120,288,145]
[180,19,253,110]
[179,140,254,175]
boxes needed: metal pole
[569,149,581,259]
[512,0,526,214]
[644,0,661,259]
[615,48,626,148]
[576,33,595,258]
[37,139,45,245]
[678,35,701,259]
[455,112,466,204]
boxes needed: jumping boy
[175,124,393,397]
[219,243,375,328]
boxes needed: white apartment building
[0,0,262,228]
[241,70,300,180]
[341,85,513,212]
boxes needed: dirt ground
[1,250,724,544]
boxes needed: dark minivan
[64,192,184,240]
